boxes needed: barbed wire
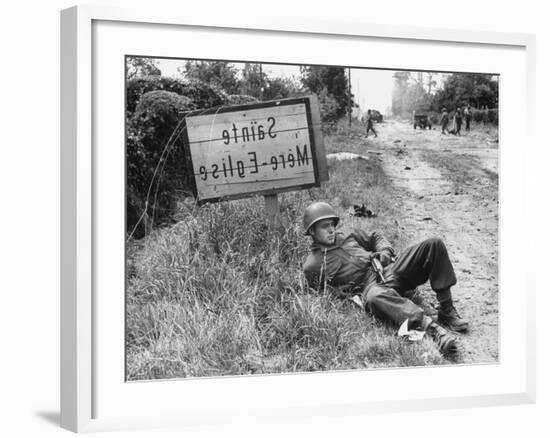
[126,104,229,242]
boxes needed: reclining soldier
[302,201,469,355]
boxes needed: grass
[126,120,450,380]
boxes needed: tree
[391,71,410,116]
[403,82,433,113]
[433,73,498,110]
[426,72,437,95]
[238,63,265,99]
[300,66,353,119]
[316,87,340,127]
[126,57,161,80]
[181,61,240,94]
[262,76,304,100]
[126,76,226,116]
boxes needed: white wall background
[0,1,546,437]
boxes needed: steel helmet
[303,202,340,235]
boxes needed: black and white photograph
[125,57,499,380]
[3,0,547,435]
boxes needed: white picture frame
[60,5,536,433]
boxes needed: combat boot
[427,322,458,356]
[438,300,469,333]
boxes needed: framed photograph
[61,5,536,433]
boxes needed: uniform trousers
[361,237,457,329]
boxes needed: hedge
[127,90,197,238]
[126,76,227,115]
[126,75,267,238]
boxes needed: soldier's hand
[372,251,392,267]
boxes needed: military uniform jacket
[302,229,395,294]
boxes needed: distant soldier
[464,104,472,132]
[454,107,463,136]
[364,109,378,138]
[440,107,449,134]
[301,202,469,356]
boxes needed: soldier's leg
[362,283,429,330]
[363,278,460,355]
[383,237,456,301]
[384,237,469,332]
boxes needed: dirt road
[374,119,499,363]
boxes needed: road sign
[183,96,327,204]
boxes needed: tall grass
[126,123,448,380]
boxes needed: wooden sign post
[182,96,328,226]
[264,193,280,228]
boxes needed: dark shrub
[127,91,195,238]
[126,76,230,238]
[487,108,498,125]
[471,108,498,125]
[318,88,340,133]
[126,76,226,115]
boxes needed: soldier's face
[310,219,337,246]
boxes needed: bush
[317,87,341,132]
[126,77,232,237]
[126,76,227,115]
[487,109,498,124]
[127,91,196,237]
[471,108,498,125]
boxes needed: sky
[155,58,441,117]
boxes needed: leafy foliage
[126,57,161,80]
[262,76,305,101]
[181,61,304,101]
[181,61,240,94]
[239,63,265,98]
[403,82,433,114]
[317,87,341,130]
[391,71,411,116]
[472,108,498,124]
[392,71,498,126]
[433,73,498,111]
[126,77,228,237]
[300,66,354,121]
[392,72,435,115]
[126,76,226,115]
[127,91,195,237]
